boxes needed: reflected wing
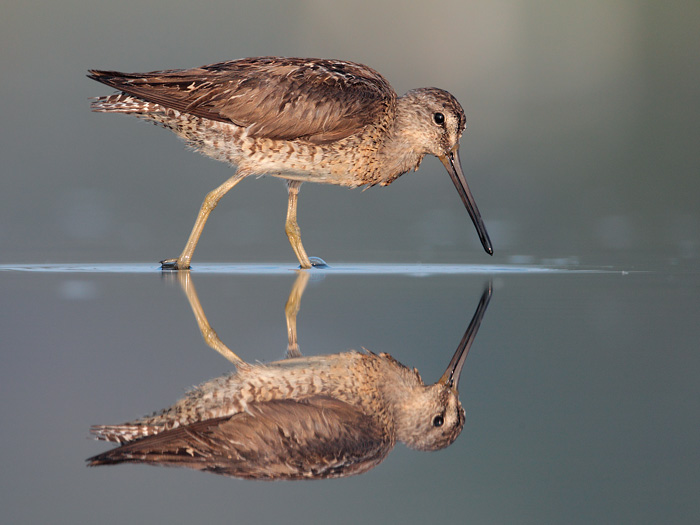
[88,57,395,144]
[87,396,393,480]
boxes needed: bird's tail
[88,70,149,114]
[90,423,162,443]
[89,93,144,113]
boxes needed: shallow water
[2,2,699,522]
[1,263,698,524]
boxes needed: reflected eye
[433,112,445,125]
[432,415,444,427]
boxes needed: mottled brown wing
[87,396,393,480]
[88,57,396,144]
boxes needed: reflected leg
[176,271,247,368]
[285,270,310,358]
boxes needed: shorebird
[87,275,492,479]
[88,57,493,269]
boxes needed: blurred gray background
[2,1,700,524]
[3,0,698,268]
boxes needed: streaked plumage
[88,57,493,269]
[87,284,492,480]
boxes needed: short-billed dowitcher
[88,57,493,269]
[87,277,492,479]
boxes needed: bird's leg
[175,270,247,367]
[284,270,310,358]
[161,171,247,270]
[285,180,312,269]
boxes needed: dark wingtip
[86,69,106,80]
[86,70,126,87]
[86,454,109,467]
[86,450,128,467]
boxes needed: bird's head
[395,283,492,451]
[397,382,465,451]
[400,88,492,255]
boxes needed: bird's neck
[387,384,433,445]
[374,103,426,183]
[375,356,427,440]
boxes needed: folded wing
[87,395,393,480]
[88,57,396,144]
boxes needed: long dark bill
[440,148,493,255]
[439,282,493,390]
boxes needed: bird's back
[89,57,396,145]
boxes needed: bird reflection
[87,273,492,479]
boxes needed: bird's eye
[433,112,445,125]
[432,415,444,427]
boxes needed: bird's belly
[267,170,360,187]
[241,155,368,188]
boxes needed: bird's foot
[160,258,190,271]
[305,257,329,269]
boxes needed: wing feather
[87,395,393,480]
[88,57,396,144]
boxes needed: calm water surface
[2,1,698,522]
[1,263,698,524]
